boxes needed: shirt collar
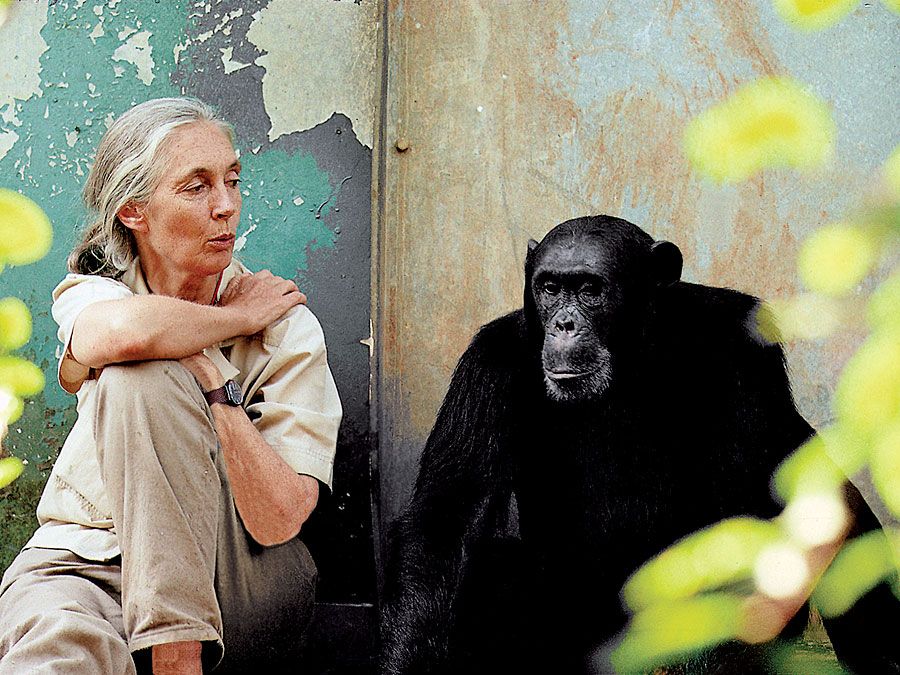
[120,257,248,352]
[121,257,248,303]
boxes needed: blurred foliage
[0,189,51,489]
[769,640,850,675]
[773,0,859,31]
[774,0,900,29]
[624,518,781,611]
[611,4,899,673]
[682,77,834,184]
[813,529,899,617]
[612,595,745,673]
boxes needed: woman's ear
[117,202,148,233]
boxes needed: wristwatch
[204,379,244,407]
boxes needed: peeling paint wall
[0,0,378,605]
[376,1,900,528]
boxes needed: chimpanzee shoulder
[646,281,793,399]
[461,309,531,367]
[651,281,767,349]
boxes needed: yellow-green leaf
[684,77,835,184]
[868,270,900,331]
[0,188,53,267]
[773,0,860,31]
[813,530,897,617]
[885,144,900,198]
[0,386,24,424]
[623,517,780,611]
[834,329,900,438]
[612,594,744,673]
[0,297,32,352]
[0,456,24,489]
[0,355,44,397]
[774,429,865,501]
[871,422,900,519]
[762,294,843,341]
[798,223,877,297]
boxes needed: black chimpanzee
[380,215,898,674]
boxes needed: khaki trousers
[0,360,317,673]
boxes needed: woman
[0,98,342,674]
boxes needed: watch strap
[204,379,243,407]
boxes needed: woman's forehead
[159,122,238,173]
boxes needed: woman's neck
[141,264,221,304]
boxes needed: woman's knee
[95,360,212,425]
[97,360,201,403]
[93,360,217,464]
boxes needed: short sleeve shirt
[26,258,342,561]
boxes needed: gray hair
[69,97,234,276]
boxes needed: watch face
[225,379,243,406]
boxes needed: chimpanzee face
[526,217,682,404]
[530,234,621,403]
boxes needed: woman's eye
[227,178,242,188]
[185,184,205,193]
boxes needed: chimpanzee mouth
[543,364,612,403]
[545,369,597,381]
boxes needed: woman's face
[129,121,242,283]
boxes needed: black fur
[381,216,898,674]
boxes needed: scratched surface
[0,0,378,604]
[376,0,900,529]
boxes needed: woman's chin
[191,250,234,278]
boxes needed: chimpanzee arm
[380,312,526,675]
[820,482,900,674]
[719,296,899,673]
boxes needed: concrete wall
[0,0,379,604]
[375,0,899,536]
[1,0,897,606]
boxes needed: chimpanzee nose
[555,318,576,334]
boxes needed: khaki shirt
[26,258,342,560]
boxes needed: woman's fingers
[218,271,307,333]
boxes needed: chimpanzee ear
[525,239,539,270]
[650,241,682,286]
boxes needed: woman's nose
[211,185,237,219]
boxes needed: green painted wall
[0,0,378,604]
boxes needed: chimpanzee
[380,215,898,674]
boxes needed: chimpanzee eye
[542,281,561,296]
[579,281,603,302]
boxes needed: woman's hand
[218,270,307,336]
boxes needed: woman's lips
[208,234,235,250]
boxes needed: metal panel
[375,0,899,541]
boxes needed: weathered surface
[0,0,377,606]
[375,0,899,528]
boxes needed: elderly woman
[0,98,342,674]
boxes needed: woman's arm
[180,351,319,545]
[70,271,304,368]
